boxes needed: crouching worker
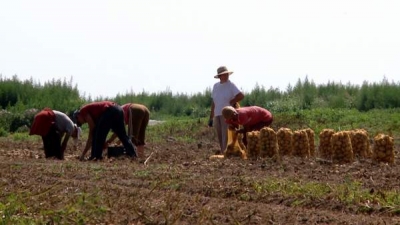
[106,103,150,159]
[73,101,137,161]
[222,105,273,146]
[29,108,81,160]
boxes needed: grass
[10,133,39,142]
[272,108,400,143]
[251,177,400,208]
[146,117,204,144]
[0,191,107,225]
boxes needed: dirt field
[1,128,400,224]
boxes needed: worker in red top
[73,101,137,161]
[222,105,273,145]
[29,107,80,160]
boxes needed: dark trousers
[91,105,137,159]
[42,125,63,159]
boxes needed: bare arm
[210,101,215,119]
[80,114,95,160]
[107,133,118,144]
[60,132,70,155]
[229,92,244,106]
[208,101,215,127]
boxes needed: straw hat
[214,66,234,78]
[222,106,237,119]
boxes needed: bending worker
[106,103,150,159]
[221,105,273,146]
[29,108,80,160]
[73,101,137,160]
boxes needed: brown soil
[1,128,400,224]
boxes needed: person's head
[214,66,233,81]
[71,124,82,147]
[71,124,81,138]
[222,106,238,120]
[72,110,84,127]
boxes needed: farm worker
[209,66,244,154]
[222,105,273,146]
[73,101,137,161]
[29,108,81,160]
[105,103,150,159]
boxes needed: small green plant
[12,133,30,141]
[0,127,8,137]
[133,169,152,178]
[0,194,31,224]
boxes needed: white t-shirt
[211,80,241,117]
[53,110,75,135]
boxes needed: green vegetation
[1,74,400,134]
[252,177,400,213]
[146,117,204,143]
[0,75,84,113]
[143,108,400,144]
[272,108,400,137]
[0,190,107,224]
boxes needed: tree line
[1,74,400,133]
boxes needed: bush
[0,127,8,137]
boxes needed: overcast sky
[1,0,399,98]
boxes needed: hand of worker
[236,128,246,134]
[208,118,213,127]
[228,125,236,131]
[103,141,110,150]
